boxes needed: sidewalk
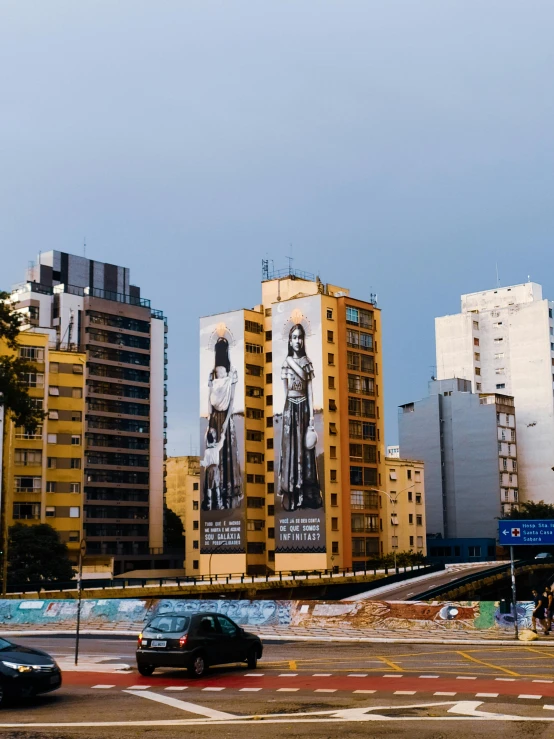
[1,620,548,647]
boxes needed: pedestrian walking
[545,586,554,633]
[531,588,549,635]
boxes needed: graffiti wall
[0,598,539,635]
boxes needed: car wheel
[247,648,258,669]
[137,664,155,677]
[188,653,208,678]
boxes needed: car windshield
[0,638,12,651]
[147,616,189,633]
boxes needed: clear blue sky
[2,1,554,456]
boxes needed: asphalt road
[3,636,554,737]
[359,562,504,601]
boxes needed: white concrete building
[436,282,554,504]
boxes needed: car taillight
[137,633,143,647]
[179,635,187,648]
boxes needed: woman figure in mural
[279,323,323,511]
[202,336,242,511]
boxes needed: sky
[2,1,554,456]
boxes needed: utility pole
[510,546,519,640]
[74,539,86,665]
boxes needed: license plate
[151,640,167,647]
[49,675,59,684]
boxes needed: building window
[408,491,413,501]
[69,507,80,518]
[327,330,334,343]
[193,482,199,490]
[247,497,265,508]
[245,320,263,334]
[331,541,339,554]
[245,343,263,354]
[408,513,413,524]
[193,521,199,530]
[70,458,81,469]
[50,362,59,373]
[47,457,57,469]
[268,527,275,538]
[14,476,41,492]
[475,367,481,376]
[331,517,339,531]
[13,503,40,520]
[330,446,337,459]
[267,504,275,516]
[328,353,335,365]
[246,364,263,376]
[19,346,44,361]
[468,546,481,558]
[409,536,414,547]
[246,452,264,464]
[267,482,275,494]
[193,541,199,549]
[416,515,423,526]
[329,399,337,411]
[70,483,80,493]
[193,500,199,510]
[330,469,337,482]
[474,338,479,346]
[193,560,199,569]
[265,395,273,406]
[49,385,59,396]
[473,321,479,329]
[71,435,81,446]
[46,481,56,493]
[326,308,333,320]
[416,493,422,505]
[72,387,83,398]
[267,461,274,472]
[48,410,59,420]
[25,373,44,388]
[46,506,56,518]
[266,351,272,362]
[474,352,480,360]
[417,537,423,548]
[329,423,337,435]
[71,411,82,422]
[266,372,273,384]
[476,383,482,390]
[496,383,505,389]
[247,408,263,420]
[328,376,335,389]
[266,416,273,427]
[265,330,272,341]
[346,307,359,324]
[246,386,264,397]
[331,493,338,506]
[14,450,42,466]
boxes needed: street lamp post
[74,538,86,666]
[371,485,416,572]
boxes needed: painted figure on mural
[278,323,323,511]
[201,336,242,510]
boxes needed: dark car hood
[242,630,261,642]
[0,645,55,666]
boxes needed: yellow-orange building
[1,330,85,566]
[165,456,200,575]
[380,457,426,556]
[199,269,385,575]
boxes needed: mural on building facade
[199,312,245,553]
[272,296,326,553]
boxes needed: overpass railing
[7,562,439,596]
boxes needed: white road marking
[456,676,477,680]
[383,674,403,678]
[353,690,376,694]
[202,687,225,691]
[534,680,553,683]
[419,675,439,678]
[394,691,416,695]
[277,688,299,692]
[435,692,457,696]
[475,693,498,698]
[124,690,236,718]
[495,678,515,682]
[91,685,115,689]
[347,673,368,677]
[518,695,542,699]
[164,687,188,691]
[313,673,332,677]
[245,673,263,677]
[315,689,337,693]
[239,688,262,692]
[278,673,298,677]
[127,685,150,690]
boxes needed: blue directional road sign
[498,519,554,546]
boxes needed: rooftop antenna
[496,262,500,288]
[286,253,293,275]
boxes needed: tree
[164,506,185,550]
[504,500,554,519]
[7,523,75,584]
[0,291,44,429]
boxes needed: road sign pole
[75,539,86,666]
[510,546,518,641]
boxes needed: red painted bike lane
[62,671,554,698]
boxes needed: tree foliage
[0,291,44,429]
[164,506,185,550]
[504,500,554,519]
[7,523,75,584]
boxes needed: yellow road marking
[376,656,403,672]
[288,660,297,670]
[456,650,519,676]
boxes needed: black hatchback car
[0,637,62,706]
[136,612,263,677]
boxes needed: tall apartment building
[398,378,518,540]
[381,457,426,556]
[1,330,86,565]
[436,282,554,504]
[199,268,384,575]
[165,456,200,576]
[9,250,168,574]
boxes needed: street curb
[3,629,553,647]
